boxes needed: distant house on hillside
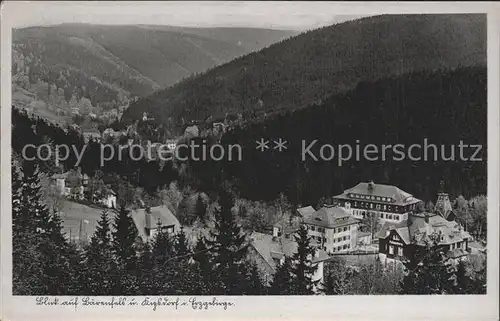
[165,138,177,151]
[131,206,181,242]
[51,171,70,196]
[184,125,199,137]
[83,130,101,144]
[51,168,88,199]
[99,189,117,209]
[102,128,117,140]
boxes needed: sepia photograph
[1,2,499,321]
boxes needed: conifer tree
[150,221,176,294]
[111,205,139,294]
[192,236,214,292]
[269,257,294,295]
[83,210,113,294]
[174,227,190,258]
[12,160,44,294]
[400,236,456,294]
[137,241,154,294]
[242,264,267,295]
[151,221,175,266]
[207,187,249,294]
[322,257,353,295]
[291,225,318,295]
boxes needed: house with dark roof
[301,205,360,253]
[377,212,471,264]
[248,231,329,290]
[333,181,423,223]
[131,206,181,241]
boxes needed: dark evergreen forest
[219,66,487,205]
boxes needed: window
[398,247,403,256]
[311,226,315,231]
[376,204,381,210]
[323,237,327,243]
[343,227,347,232]
[383,205,387,210]
[389,245,394,255]
[380,213,384,218]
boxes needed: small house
[131,206,181,242]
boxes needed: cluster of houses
[51,168,117,208]
[60,176,474,292]
[247,181,473,289]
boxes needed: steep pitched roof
[131,206,181,240]
[334,181,421,206]
[303,206,359,229]
[434,193,455,220]
[249,232,329,272]
[296,206,316,219]
[378,213,471,247]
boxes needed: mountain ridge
[121,14,486,128]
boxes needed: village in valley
[43,146,486,293]
[10,12,488,297]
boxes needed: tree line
[12,157,485,295]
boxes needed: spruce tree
[174,227,190,258]
[151,221,176,294]
[151,221,175,266]
[269,257,294,295]
[111,205,139,294]
[83,210,113,294]
[207,187,249,294]
[12,160,44,294]
[291,225,318,295]
[137,241,154,295]
[192,236,214,292]
[400,237,456,294]
[242,264,267,295]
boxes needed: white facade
[342,201,410,223]
[102,194,116,208]
[306,223,358,253]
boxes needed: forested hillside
[122,14,486,130]
[12,24,296,124]
[216,67,487,205]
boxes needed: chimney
[368,181,375,191]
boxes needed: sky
[5,1,368,30]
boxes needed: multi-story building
[300,205,360,253]
[377,212,471,264]
[333,181,423,223]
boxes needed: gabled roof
[249,232,329,272]
[377,213,471,247]
[131,206,181,240]
[296,206,316,219]
[334,181,421,206]
[303,206,359,229]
